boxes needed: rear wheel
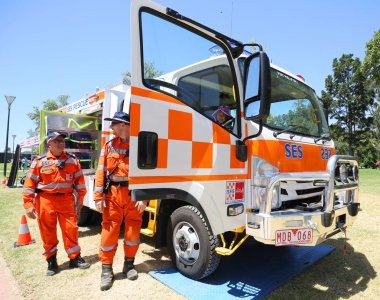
[167,205,220,280]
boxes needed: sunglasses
[52,139,65,143]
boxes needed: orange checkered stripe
[129,87,247,184]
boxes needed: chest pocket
[106,152,120,172]
[40,165,56,175]
[40,165,58,181]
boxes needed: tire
[77,206,90,226]
[167,205,221,280]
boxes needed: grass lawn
[0,168,379,299]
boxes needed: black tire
[167,205,220,280]
[77,206,90,226]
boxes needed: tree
[26,95,70,133]
[363,30,380,144]
[26,129,35,138]
[323,54,375,156]
[122,62,163,85]
[363,30,380,97]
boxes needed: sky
[1,0,379,151]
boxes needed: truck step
[140,228,155,237]
[215,247,234,256]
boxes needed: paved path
[0,251,22,299]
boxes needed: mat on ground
[149,242,335,300]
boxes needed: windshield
[265,69,329,138]
[238,58,329,138]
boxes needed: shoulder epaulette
[66,152,76,159]
[105,138,115,146]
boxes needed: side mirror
[243,51,271,120]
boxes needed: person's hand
[135,200,148,214]
[76,201,83,215]
[25,207,37,219]
[95,200,106,212]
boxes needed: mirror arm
[242,120,263,143]
[243,43,263,51]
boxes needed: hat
[212,106,232,121]
[104,111,130,124]
[47,132,67,143]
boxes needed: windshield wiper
[273,124,308,138]
[314,134,331,144]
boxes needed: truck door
[129,0,248,233]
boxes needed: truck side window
[140,10,238,134]
[177,65,237,133]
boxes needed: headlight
[348,165,359,181]
[252,157,280,210]
[339,164,348,183]
[335,163,357,183]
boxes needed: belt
[110,181,129,187]
[36,190,72,196]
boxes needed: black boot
[122,257,138,280]
[46,253,58,276]
[69,253,90,269]
[100,264,114,291]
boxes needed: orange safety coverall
[94,137,142,264]
[22,151,87,259]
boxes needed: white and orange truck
[39,0,360,280]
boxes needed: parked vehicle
[39,0,360,280]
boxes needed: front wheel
[167,206,221,280]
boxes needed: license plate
[275,228,313,246]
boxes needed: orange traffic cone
[14,215,36,248]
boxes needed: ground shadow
[78,224,102,238]
[58,253,99,272]
[266,237,377,299]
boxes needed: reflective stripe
[43,246,57,255]
[124,239,140,246]
[110,175,129,182]
[26,173,40,181]
[37,183,73,189]
[23,188,35,194]
[66,245,80,254]
[65,157,76,165]
[101,244,117,251]
[109,147,128,155]
[94,187,104,192]
[74,170,83,179]
[97,165,107,172]
[75,184,86,190]
[100,149,105,156]
[19,223,29,234]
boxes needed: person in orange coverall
[94,112,147,291]
[22,132,90,276]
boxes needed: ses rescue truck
[40,0,360,280]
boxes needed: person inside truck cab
[212,105,233,129]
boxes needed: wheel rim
[172,221,200,266]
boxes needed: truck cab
[127,0,360,279]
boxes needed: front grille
[296,187,324,195]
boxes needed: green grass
[1,162,26,186]
[0,169,379,299]
[267,169,380,300]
